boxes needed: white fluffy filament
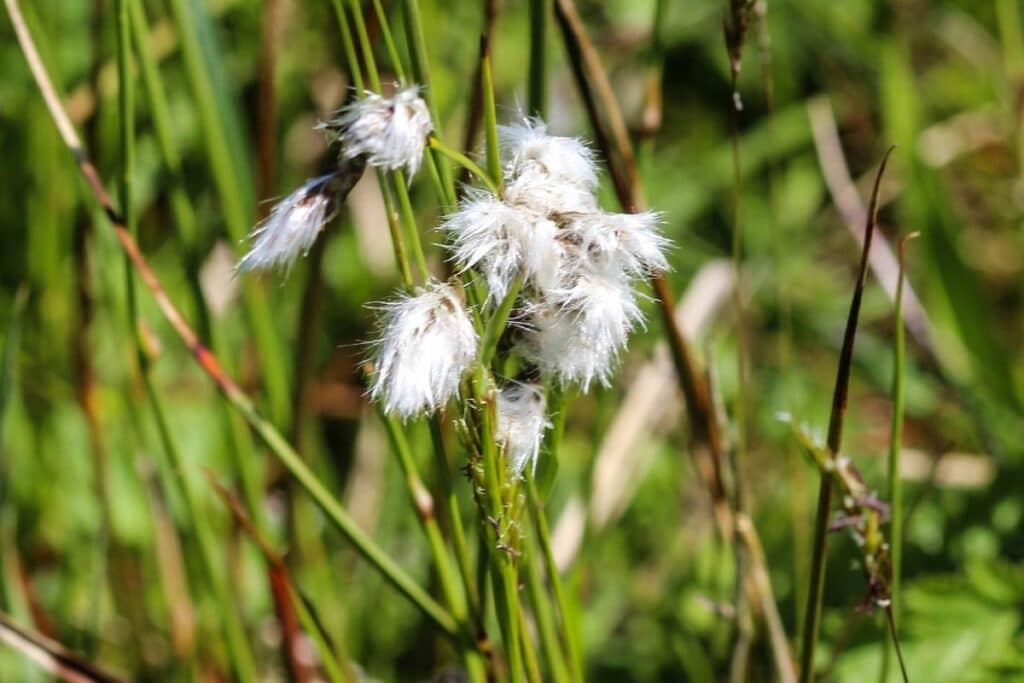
[495,382,550,476]
[236,174,340,273]
[325,86,433,177]
[370,282,478,418]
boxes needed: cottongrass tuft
[322,85,433,177]
[236,173,344,273]
[440,118,670,390]
[495,381,550,476]
[369,281,478,419]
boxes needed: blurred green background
[1,0,1022,680]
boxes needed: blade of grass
[5,0,459,642]
[798,147,894,683]
[880,232,917,683]
[166,0,292,429]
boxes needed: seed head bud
[495,382,550,476]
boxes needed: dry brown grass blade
[0,612,125,683]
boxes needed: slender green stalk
[799,149,893,683]
[370,0,406,82]
[526,478,582,682]
[428,136,500,194]
[117,3,258,676]
[517,605,544,683]
[481,276,524,367]
[528,0,551,116]
[523,538,571,683]
[428,420,484,629]
[400,0,456,201]
[378,171,417,288]
[331,0,365,91]
[346,0,382,91]
[481,54,503,191]
[391,171,430,279]
[881,233,916,682]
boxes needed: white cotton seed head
[443,190,564,303]
[496,382,550,477]
[518,272,642,390]
[369,281,478,418]
[236,174,340,273]
[561,210,671,278]
[323,86,433,177]
[499,120,598,214]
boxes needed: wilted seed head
[322,86,433,177]
[443,189,562,303]
[495,382,550,477]
[236,173,343,273]
[370,281,478,419]
[499,120,598,214]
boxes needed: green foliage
[1,0,1022,681]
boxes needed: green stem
[370,0,406,82]
[528,0,551,117]
[400,0,456,201]
[330,0,365,91]
[526,478,582,682]
[481,275,525,366]
[346,0,382,91]
[882,234,915,682]
[523,537,571,683]
[391,171,430,280]
[481,53,503,193]
[167,0,291,430]
[428,136,500,194]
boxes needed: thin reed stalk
[881,232,916,683]
[798,148,894,683]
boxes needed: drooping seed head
[236,173,344,274]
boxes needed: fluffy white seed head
[518,272,642,390]
[495,382,550,477]
[560,210,670,278]
[443,189,563,302]
[324,86,433,177]
[369,282,478,418]
[236,174,340,273]
[499,121,598,214]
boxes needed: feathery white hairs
[322,85,433,177]
[238,86,431,274]
[369,281,478,419]
[495,382,550,477]
[236,173,344,273]
[440,118,670,390]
